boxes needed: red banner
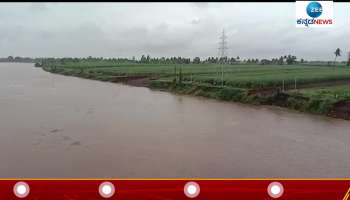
[0,179,349,199]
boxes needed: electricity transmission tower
[218,29,228,86]
[218,29,228,60]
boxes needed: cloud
[28,3,48,12]
[191,3,209,9]
[0,3,349,61]
[190,18,201,25]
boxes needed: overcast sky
[0,3,349,61]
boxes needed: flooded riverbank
[1,63,350,178]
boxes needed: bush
[217,88,245,101]
[306,98,336,114]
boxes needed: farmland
[40,61,350,120]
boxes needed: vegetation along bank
[37,57,350,120]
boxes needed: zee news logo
[296,1,333,28]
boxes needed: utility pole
[347,52,350,66]
[218,29,228,87]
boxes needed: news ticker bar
[0,179,350,199]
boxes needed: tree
[271,58,276,64]
[278,56,284,65]
[286,55,297,65]
[229,57,236,64]
[140,55,146,63]
[193,57,201,64]
[334,48,341,65]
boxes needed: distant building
[260,59,272,65]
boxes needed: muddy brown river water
[1,63,350,178]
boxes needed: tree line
[4,53,348,66]
[0,56,35,63]
[34,54,306,66]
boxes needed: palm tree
[334,48,341,66]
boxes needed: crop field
[53,62,350,90]
[41,61,350,118]
[299,84,350,100]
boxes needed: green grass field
[299,84,350,100]
[52,62,350,91]
[41,61,350,117]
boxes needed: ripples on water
[1,63,350,178]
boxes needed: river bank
[3,62,350,177]
[41,65,349,120]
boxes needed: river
[1,63,350,178]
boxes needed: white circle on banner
[13,182,30,198]
[98,181,115,198]
[267,182,284,198]
[184,182,200,198]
